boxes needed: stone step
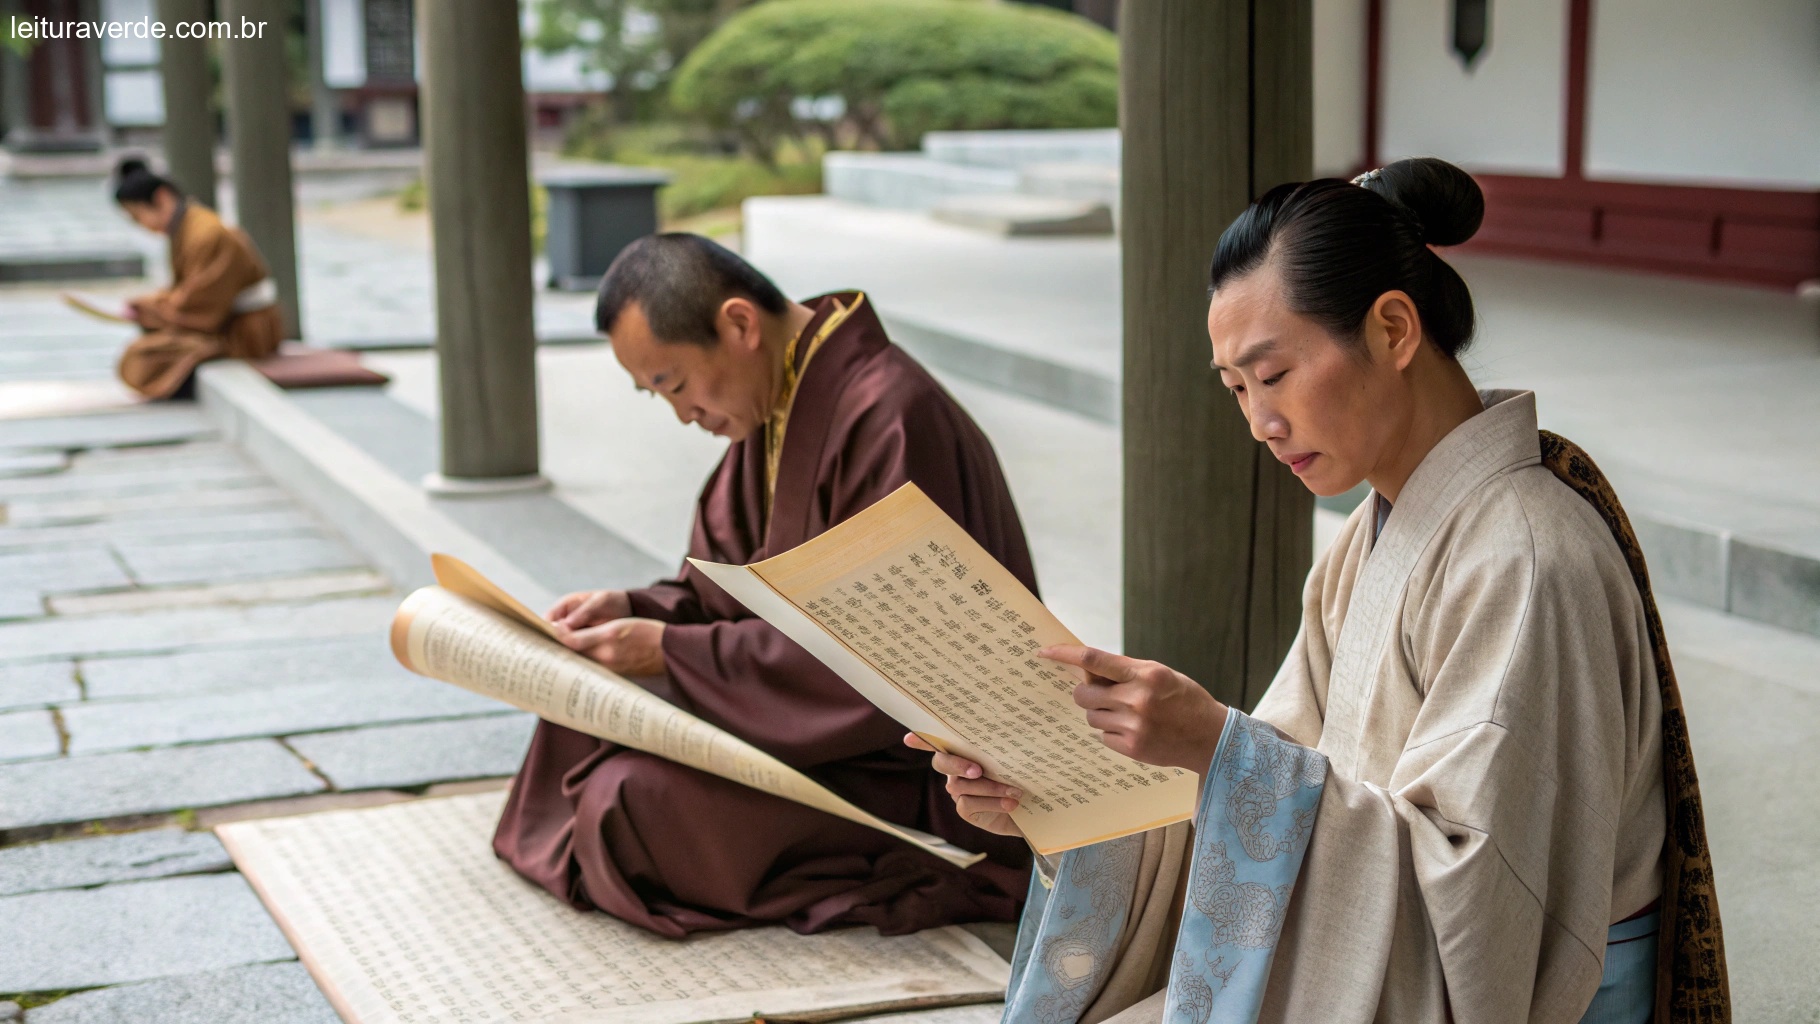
[930,194,1115,237]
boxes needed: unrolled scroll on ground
[218,792,1011,1024]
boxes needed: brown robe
[494,293,1036,937]
[119,201,283,399]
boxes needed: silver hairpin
[1351,168,1382,187]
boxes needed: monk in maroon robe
[494,233,1033,938]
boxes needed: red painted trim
[1564,0,1591,179]
[1466,174,1820,289]
[1362,0,1382,173]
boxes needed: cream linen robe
[1099,389,1666,1023]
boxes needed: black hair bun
[114,156,152,181]
[1368,157,1484,247]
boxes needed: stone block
[5,485,296,529]
[1728,538,1820,638]
[0,546,132,595]
[930,194,1114,237]
[0,740,324,832]
[0,407,213,454]
[63,677,508,755]
[922,128,1120,169]
[288,713,536,790]
[0,589,43,620]
[823,152,1018,211]
[48,570,391,616]
[0,874,295,992]
[113,535,365,587]
[0,462,264,502]
[67,441,243,474]
[0,829,230,897]
[0,661,77,711]
[0,710,60,762]
[1632,514,1729,611]
[24,961,340,1024]
[0,507,318,554]
[0,450,68,479]
[81,634,407,700]
[0,596,396,664]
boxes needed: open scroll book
[390,554,982,868]
[691,483,1198,856]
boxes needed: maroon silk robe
[494,293,1035,938]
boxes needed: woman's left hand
[1041,644,1229,774]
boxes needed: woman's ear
[1369,290,1424,372]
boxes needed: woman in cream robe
[915,159,1727,1024]
[112,158,283,399]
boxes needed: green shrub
[671,0,1117,159]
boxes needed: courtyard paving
[0,291,533,1019]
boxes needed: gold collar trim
[764,292,865,522]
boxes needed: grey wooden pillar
[1120,0,1314,711]
[220,0,301,339]
[156,0,217,207]
[418,0,545,491]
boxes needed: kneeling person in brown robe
[112,158,283,399]
[494,233,1034,937]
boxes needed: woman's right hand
[546,589,632,631]
[904,734,1024,838]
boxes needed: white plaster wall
[1586,0,1820,188]
[322,0,366,89]
[1380,0,1566,175]
[1314,0,1369,176]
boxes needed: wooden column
[220,0,301,338]
[156,0,217,207]
[1120,0,1314,710]
[417,0,545,490]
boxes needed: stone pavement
[0,296,534,1018]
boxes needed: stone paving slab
[66,441,244,473]
[0,873,296,993]
[62,678,508,755]
[0,589,41,619]
[0,350,118,381]
[288,713,537,790]
[4,485,296,528]
[0,710,60,763]
[0,407,213,453]
[48,570,391,617]
[0,661,76,711]
[113,535,363,588]
[0,546,131,604]
[0,740,325,831]
[80,634,404,700]
[0,451,68,479]
[0,596,395,664]
[24,961,339,1024]
[0,829,230,897]
[0,506,318,552]
[0,462,265,501]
